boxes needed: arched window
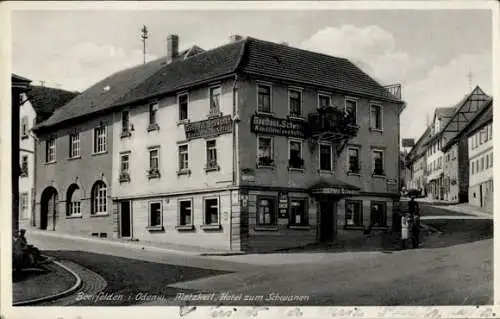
[91,181,107,215]
[66,184,82,216]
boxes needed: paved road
[25,203,492,306]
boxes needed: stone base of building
[469,179,493,211]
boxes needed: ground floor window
[178,199,192,226]
[370,201,387,227]
[257,196,277,226]
[345,200,363,227]
[149,202,162,227]
[204,197,219,225]
[289,198,308,226]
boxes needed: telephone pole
[141,25,149,65]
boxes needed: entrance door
[319,200,335,242]
[120,201,132,238]
[40,187,57,230]
[479,184,484,207]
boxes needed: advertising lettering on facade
[278,192,289,218]
[184,115,233,140]
[312,188,358,196]
[251,114,307,138]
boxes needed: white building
[467,104,493,210]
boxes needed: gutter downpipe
[230,73,239,251]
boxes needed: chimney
[167,34,179,62]
[229,34,243,43]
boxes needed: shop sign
[313,188,358,196]
[240,192,249,208]
[278,192,289,218]
[184,115,233,140]
[251,114,306,138]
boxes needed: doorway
[319,200,336,242]
[40,187,58,230]
[479,184,484,207]
[120,201,132,238]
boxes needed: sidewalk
[437,203,492,218]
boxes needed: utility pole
[39,80,45,87]
[466,71,473,91]
[141,25,149,65]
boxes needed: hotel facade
[34,35,405,252]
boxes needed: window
[490,152,493,167]
[122,111,130,133]
[91,181,107,215]
[148,148,160,178]
[178,199,192,226]
[203,140,218,171]
[209,86,221,116]
[66,184,81,217]
[21,116,29,138]
[178,144,189,171]
[257,136,273,167]
[345,99,357,124]
[149,202,162,228]
[288,89,302,117]
[481,157,484,171]
[486,154,489,169]
[69,134,80,158]
[370,104,383,130]
[488,124,492,141]
[149,102,158,125]
[318,94,331,109]
[120,152,130,182]
[475,134,479,148]
[370,201,387,227]
[93,126,107,153]
[345,200,363,227]
[46,139,56,163]
[348,148,360,173]
[257,197,276,226]
[178,94,189,121]
[288,139,304,169]
[257,84,271,113]
[289,198,308,226]
[319,144,332,172]
[20,192,29,219]
[204,198,219,225]
[21,155,28,176]
[372,150,384,175]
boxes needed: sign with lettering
[184,115,233,140]
[312,188,359,196]
[278,192,289,218]
[251,114,306,138]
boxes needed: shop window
[149,202,162,228]
[257,136,273,167]
[289,198,308,226]
[345,200,363,227]
[178,199,192,226]
[204,198,219,225]
[370,201,387,227]
[257,197,277,227]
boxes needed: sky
[11,8,493,141]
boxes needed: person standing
[401,213,410,249]
[408,196,421,248]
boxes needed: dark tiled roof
[407,127,431,163]
[37,37,403,130]
[435,106,457,119]
[239,38,400,102]
[26,86,80,123]
[12,74,32,83]
[465,100,493,137]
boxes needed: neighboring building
[465,102,493,210]
[18,86,79,230]
[12,74,32,234]
[34,35,405,252]
[440,87,492,203]
[405,127,431,197]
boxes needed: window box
[175,225,194,231]
[257,156,274,167]
[208,112,223,119]
[92,151,108,156]
[90,213,109,217]
[146,225,164,232]
[119,172,131,183]
[288,157,304,169]
[147,168,161,179]
[120,130,132,138]
[347,171,361,176]
[205,161,220,172]
[369,127,384,133]
[372,173,386,179]
[66,215,83,219]
[68,156,82,161]
[200,224,221,230]
[45,160,57,165]
[288,225,311,230]
[177,169,192,176]
[147,123,160,132]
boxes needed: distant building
[405,127,431,197]
[19,86,79,230]
[33,35,405,252]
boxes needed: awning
[309,176,360,196]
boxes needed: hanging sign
[184,115,232,140]
[278,192,289,218]
[251,114,306,138]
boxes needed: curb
[13,260,82,306]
